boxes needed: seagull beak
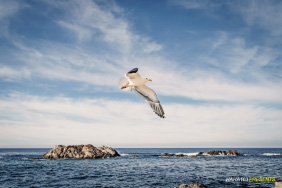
[148,79,152,82]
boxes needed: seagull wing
[134,85,165,118]
[125,68,140,79]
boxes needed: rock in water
[272,182,282,188]
[227,150,243,156]
[161,153,175,157]
[130,155,139,158]
[207,150,242,156]
[43,144,120,159]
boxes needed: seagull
[119,68,165,118]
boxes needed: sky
[0,0,282,148]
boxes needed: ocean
[0,148,281,188]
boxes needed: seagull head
[145,78,152,82]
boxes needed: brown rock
[191,155,197,158]
[42,144,120,159]
[176,154,188,157]
[207,150,242,156]
[130,155,139,158]
[161,153,175,157]
[272,182,282,188]
[227,150,242,156]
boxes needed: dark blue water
[0,148,281,188]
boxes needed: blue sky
[0,0,282,148]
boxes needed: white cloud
[0,0,19,20]
[0,93,281,147]
[170,0,216,9]
[0,66,30,81]
[234,0,282,36]
[0,0,279,105]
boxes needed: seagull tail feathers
[118,77,133,92]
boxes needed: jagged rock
[176,154,188,157]
[227,150,242,156]
[161,153,175,157]
[207,150,242,156]
[42,144,120,159]
[207,150,224,156]
[130,155,139,158]
[272,182,282,188]
[177,183,207,188]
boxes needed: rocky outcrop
[207,150,242,156]
[174,183,207,188]
[161,153,175,157]
[130,155,139,158]
[176,154,188,157]
[42,144,120,159]
[161,153,189,157]
[272,182,282,188]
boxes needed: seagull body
[119,68,165,118]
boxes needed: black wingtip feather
[127,68,138,74]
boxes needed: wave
[261,153,282,156]
[174,152,200,156]
[120,154,129,156]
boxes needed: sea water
[0,148,281,188]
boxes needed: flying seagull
[119,68,165,118]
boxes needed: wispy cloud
[0,66,30,81]
[170,0,220,9]
[1,93,281,147]
[0,0,19,20]
[233,0,282,36]
[0,0,281,104]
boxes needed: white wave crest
[261,153,282,156]
[120,154,129,156]
[174,152,199,156]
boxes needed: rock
[207,150,225,156]
[272,182,282,188]
[191,155,197,158]
[176,154,188,157]
[161,153,175,157]
[42,144,120,159]
[178,183,207,188]
[130,155,139,158]
[198,152,204,155]
[207,150,242,156]
[227,150,242,156]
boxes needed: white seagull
[119,68,165,118]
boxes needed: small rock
[227,150,242,156]
[176,154,188,157]
[191,155,197,158]
[130,155,139,158]
[161,153,175,157]
[198,152,204,155]
[272,182,282,188]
